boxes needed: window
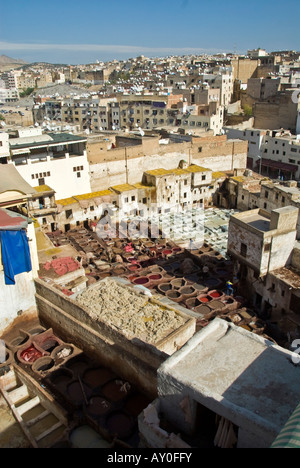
[66,209,73,219]
[240,243,247,257]
[142,197,147,204]
[265,191,268,198]
[264,202,267,209]
[131,196,135,201]
[124,197,128,203]
[264,243,271,252]
[282,196,285,203]
[198,147,202,153]
[90,206,94,211]
[202,175,206,181]
[77,172,81,178]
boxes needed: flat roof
[33,185,54,194]
[9,132,87,150]
[158,318,300,438]
[110,183,137,193]
[74,190,113,200]
[231,209,271,232]
[145,164,211,178]
[55,197,78,206]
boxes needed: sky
[0,0,299,65]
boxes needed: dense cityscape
[0,15,300,450]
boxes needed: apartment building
[198,73,234,108]
[118,95,170,130]
[260,130,300,179]
[223,126,268,169]
[177,104,224,135]
[6,128,91,200]
[61,98,118,132]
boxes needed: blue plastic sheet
[0,230,32,285]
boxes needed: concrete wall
[88,139,247,192]
[0,271,37,335]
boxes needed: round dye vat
[205,278,221,288]
[39,337,60,353]
[133,277,149,286]
[162,249,172,256]
[67,380,91,404]
[86,397,112,416]
[180,286,196,295]
[185,297,201,309]
[171,278,186,289]
[83,367,116,389]
[101,380,130,402]
[50,370,73,389]
[123,394,151,418]
[32,357,55,373]
[106,411,134,439]
[194,305,211,316]
[20,345,44,363]
[166,290,182,300]
[208,301,225,310]
[66,357,89,376]
[158,283,172,293]
[209,290,222,299]
[148,274,162,281]
[198,295,212,303]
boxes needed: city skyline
[0,0,299,64]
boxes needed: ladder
[0,365,68,448]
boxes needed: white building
[7,128,91,200]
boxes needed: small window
[77,172,81,178]
[90,206,94,211]
[198,147,202,153]
[124,197,128,203]
[240,243,247,257]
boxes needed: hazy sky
[0,0,299,64]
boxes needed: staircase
[0,365,68,448]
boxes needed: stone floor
[0,395,30,448]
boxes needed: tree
[20,87,35,98]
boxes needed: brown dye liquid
[83,368,115,388]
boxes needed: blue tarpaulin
[0,230,32,285]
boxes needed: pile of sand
[75,279,186,343]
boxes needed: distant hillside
[0,54,27,65]
[0,55,28,71]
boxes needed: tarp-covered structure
[0,208,32,285]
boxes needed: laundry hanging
[0,230,32,285]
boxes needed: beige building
[227,206,300,327]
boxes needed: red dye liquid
[210,292,221,298]
[20,346,43,363]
